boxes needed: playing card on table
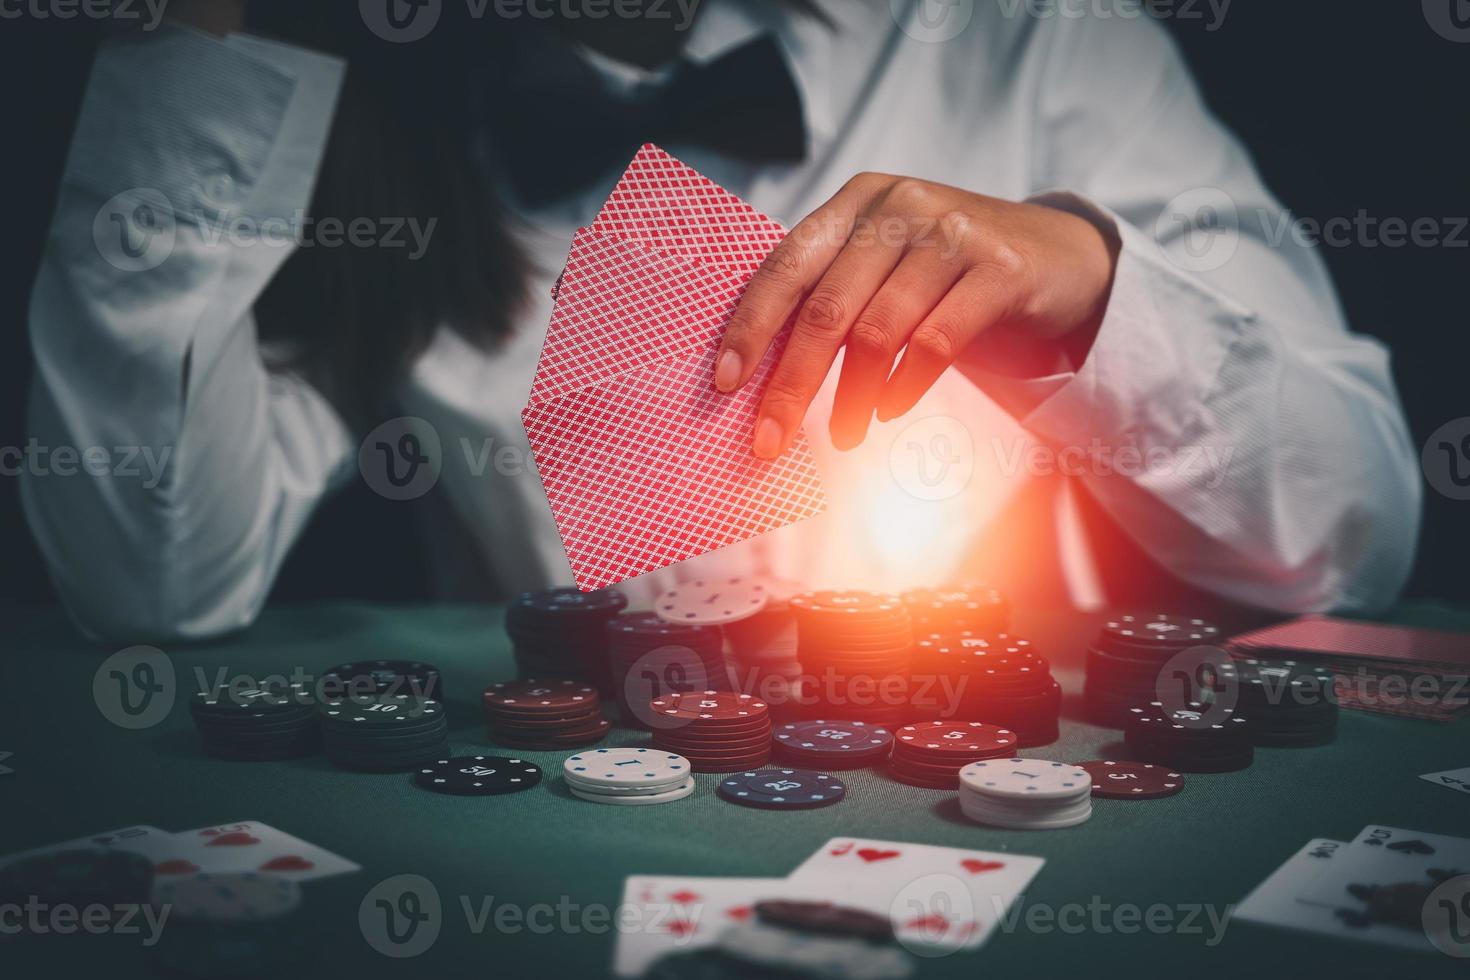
[152,820,359,882]
[613,874,787,977]
[524,144,826,592]
[1233,838,1348,933]
[1300,825,1470,911]
[784,837,1044,951]
[1420,766,1470,795]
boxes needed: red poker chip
[1078,761,1186,799]
[887,766,959,789]
[483,679,599,713]
[686,755,776,773]
[648,691,769,721]
[895,722,1016,755]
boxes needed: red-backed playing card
[523,144,827,591]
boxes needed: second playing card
[613,875,787,977]
[785,837,1044,951]
[157,821,360,881]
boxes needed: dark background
[3,1,1468,616]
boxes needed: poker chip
[911,632,1061,747]
[1077,761,1185,799]
[568,778,696,806]
[753,901,893,941]
[655,577,769,625]
[189,682,320,762]
[887,721,1016,787]
[771,720,893,769]
[716,769,846,809]
[1232,658,1339,748]
[563,748,696,805]
[958,758,1093,829]
[319,694,449,771]
[1084,612,1224,728]
[320,659,443,701]
[901,584,1010,634]
[647,690,773,772]
[482,679,610,749]
[0,849,154,925]
[413,756,543,796]
[606,612,731,728]
[152,872,302,923]
[505,587,628,694]
[790,590,913,729]
[1123,701,1254,773]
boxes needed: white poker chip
[961,799,1093,830]
[151,872,302,923]
[568,778,696,806]
[960,793,1094,823]
[959,758,1092,802]
[654,577,769,626]
[562,747,690,788]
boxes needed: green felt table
[3,601,1467,979]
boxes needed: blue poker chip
[716,769,847,809]
[772,721,893,758]
[509,587,628,616]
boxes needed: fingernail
[752,417,784,459]
[714,350,743,392]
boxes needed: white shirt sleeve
[958,14,1420,614]
[22,25,354,641]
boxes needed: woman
[24,0,1419,640]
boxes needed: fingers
[748,238,905,458]
[876,270,1015,423]
[715,177,879,394]
[828,253,962,451]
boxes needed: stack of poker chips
[724,598,804,722]
[606,613,729,728]
[1232,658,1339,747]
[647,690,773,772]
[562,747,696,805]
[504,587,628,694]
[481,678,610,750]
[0,849,155,932]
[959,758,1094,830]
[887,721,1017,788]
[790,591,913,729]
[1084,613,1223,727]
[901,584,1010,635]
[319,694,449,771]
[320,659,444,700]
[1123,700,1254,772]
[189,681,320,761]
[912,631,1062,747]
[771,719,893,770]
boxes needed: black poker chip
[0,849,154,922]
[320,660,444,701]
[754,900,894,941]
[189,682,320,761]
[716,769,846,809]
[413,756,543,796]
[772,721,892,769]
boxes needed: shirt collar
[570,0,834,149]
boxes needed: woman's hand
[714,173,1121,458]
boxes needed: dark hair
[247,1,828,425]
[248,4,528,426]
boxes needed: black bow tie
[486,34,807,207]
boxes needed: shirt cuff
[65,23,345,227]
[976,190,1252,454]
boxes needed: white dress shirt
[23,1,1421,641]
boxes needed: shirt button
[199,173,238,212]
